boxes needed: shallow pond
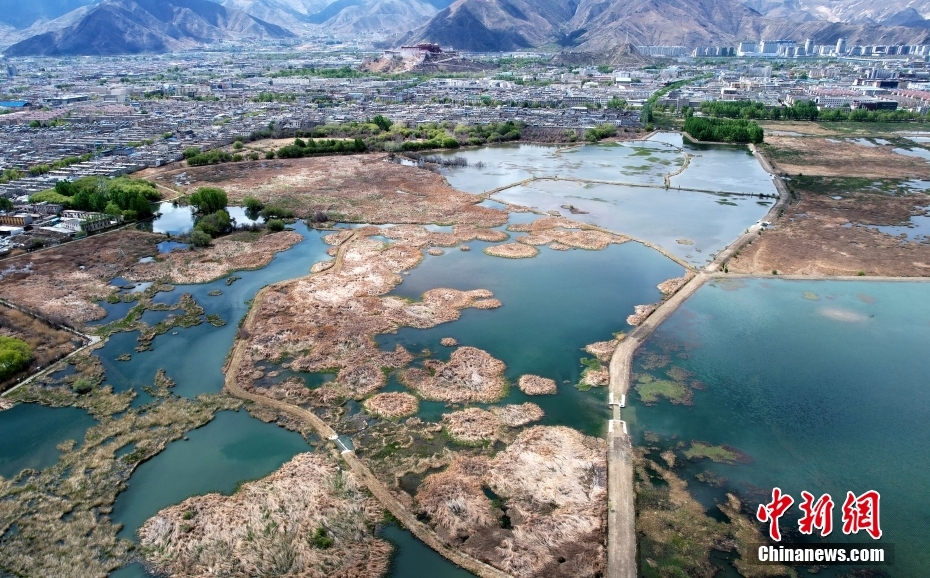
[148,202,264,235]
[377,231,685,435]
[493,179,768,265]
[627,278,930,576]
[0,404,96,479]
[433,140,681,192]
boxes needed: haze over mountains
[2,0,930,55]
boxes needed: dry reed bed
[517,375,557,395]
[0,230,161,325]
[657,272,696,296]
[240,232,502,403]
[583,338,623,363]
[143,155,509,226]
[416,426,607,577]
[128,231,303,285]
[401,346,507,404]
[364,392,419,419]
[483,243,539,259]
[139,453,392,578]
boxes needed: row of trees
[30,177,160,219]
[701,99,930,123]
[187,188,291,247]
[699,100,819,121]
[276,137,369,158]
[683,117,765,144]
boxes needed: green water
[377,234,685,435]
[628,279,930,576]
[0,404,96,479]
[382,524,476,578]
[111,410,310,539]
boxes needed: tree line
[30,177,160,219]
[700,99,930,123]
[683,117,764,144]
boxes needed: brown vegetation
[239,231,501,403]
[440,337,458,347]
[128,231,303,284]
[483,243,539,259]
[141,155,507,226]
[139,453,392,578]
[508,216,629,250]
[442,408,499,443]
[0,230,160,325]
[364,392,419,419]
[517,375,557,395]
[583,338,623,363]
[0,306,81,389]
[401,346,508,404]
[657,272,695,296]
[762,135,929,179]
[490,403,544,428]
[627,303,658,326]
[730,189,930,276]
[416,426,607,577]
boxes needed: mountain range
[2,0,930,56]
[4,0,293,56]
[403,0,930,52]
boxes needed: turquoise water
[627,279,930,576]
[382,524,475,578]
[0,404,96,479]
[111,410,310,539]
[378,235,685,435]
[96,223,331,399]
[493,180,768,265]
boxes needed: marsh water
[434,134,776,265]
[627,279,930,576]
[0,138,812,577]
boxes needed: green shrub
[266,219,285,232]
[190,230,211,247]
[0,336,32,381]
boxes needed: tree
[0,336,32,381]
[190,230,211,247]
[243,196,264,220]
[195,209,231,237]
[266,219,285,232]
[104,202,122,216]
[372,115,392,131]
[606,97,627,110]
[189,187,228,214]
[0,197,12,211]
[183,147,201,159]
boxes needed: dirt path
[221,231,512,578]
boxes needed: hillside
[404,0,930,52]
[4,0,293,56]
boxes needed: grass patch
[682,441,750,465]
[634,374,692,405]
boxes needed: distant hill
[402,0,930,52]
[4,0,294,56]
[0,0,95,29]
